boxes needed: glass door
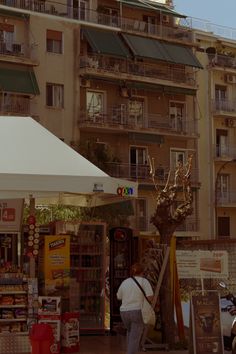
[128,98,144,128]
[130,146,148,179]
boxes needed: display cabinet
[0,274,28,335]
[55,221,106,334]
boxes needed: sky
[173,0,236,29]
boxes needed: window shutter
[47,30,62,41]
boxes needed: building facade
[194,28,236,239]
[0,0,203,238]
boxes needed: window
[218,217,230,238]
[169,101,186,132]
[46,30,62,54]
[136,198,147,231]
[0,23,14,52]
[143,15,156,34]
[215,85,227,110]
[216,129,228,157]
[46,83,64,108]
[86,91,104,122]
[71,0,88,20]
[128,98,144,127]
[170,149,186,171]
[130,146,148,179]
[217,174,230,204]
[98,7,119,26]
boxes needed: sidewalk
[79,334,189,354]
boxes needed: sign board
[0,199,24,232]
[176,250,228,279]
[44,235,70,296]
[191,291,223,354]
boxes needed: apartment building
[194,29,236,239]
[0,0,202,237]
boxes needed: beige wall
[29,15,77,143]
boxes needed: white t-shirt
[117,276,153,312]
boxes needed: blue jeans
[120,310,144,354]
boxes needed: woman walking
[117,263,153,354]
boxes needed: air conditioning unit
[225,118,236,127]
[80,78,90,88]
[225,74,236,84]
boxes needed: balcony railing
[175,217,200,232]
[0,0,193,44]
[103,162,199,185]
[80,55,196,86]
[0,40,26,57]
[78,109,198,136]
[212,99,236,113]
[0,95,30,115]
[217,190,236,205]
[215,145,236,160]
[180,17,236,41]
[208,54,236,69]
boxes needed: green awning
[163,42,203,68]
[129,132,164,144]
[122,34,202,68]
[122,34,169,61]
[82,27,130,58]
[127,82,196,95]
[118,0,186,18]
[0,68,39,95]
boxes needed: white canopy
[0,116,138,206]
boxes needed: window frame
[46,83,64,108]
[46,29,63,54]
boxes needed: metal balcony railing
[217,190,236,205]
[78,109,198,136]
[208,54,236,69]
[175,218,200,232]
[0,95,30,115]
[179,17,236,41]
[0,0,193,44]
[103,162,199,185]
[80,55,196,86]
[215,145,236,160]
[0,40,26,57]
[212,99,236,113]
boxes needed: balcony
[78,109,198,137]
[103,162,199,185]
[212,99,236,116]
[0,95,30,115]
[80,55,196,87]
[0,0,193,44]
[215,145,236,160]
[208,53,236,69]
[175,217,200,232]
[0,40,34,62]
[217,190,236,206]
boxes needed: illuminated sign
[117,186,134,197]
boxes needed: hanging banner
[0,199,24,232]
[176,250,228,279]
[191,291,223,354]
[44,235,70,296]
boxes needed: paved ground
[79,334,189,354]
